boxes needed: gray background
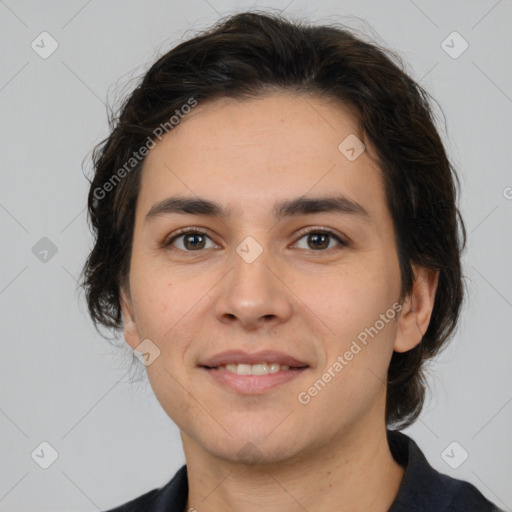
[1,0,511,510]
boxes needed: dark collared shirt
[104,430,503,511]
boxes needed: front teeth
[218,363,291,375]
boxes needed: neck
[183,421,404,512]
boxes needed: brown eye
[307,232,330,250]
[182,233,207,250]
[166,230,217,251]
[294,229,348,251]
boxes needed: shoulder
[441,477,504,512]
[103,465,188,512]
[388,430,504,512]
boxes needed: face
[120,93,436,464]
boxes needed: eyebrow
[145,194,370,223]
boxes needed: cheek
[130,271,184,344]
[293,261,398,336]
[291,260,399,395]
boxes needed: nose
[213,246,294,331]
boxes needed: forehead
[137,93,386,222]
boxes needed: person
[80,10,504,512]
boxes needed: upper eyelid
[294,226,347,241]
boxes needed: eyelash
[163,226,349,253]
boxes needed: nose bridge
[214,236,293,328]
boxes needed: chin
[205,425,306,464]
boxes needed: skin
[120,93,438,512]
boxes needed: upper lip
[199,350,309,368]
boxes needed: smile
[200,365,309,394]
[209,362,294,375]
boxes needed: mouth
[198,350,310,394]
[201,362,308,375]
[199,349,309,369]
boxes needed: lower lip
[200,367,308,394]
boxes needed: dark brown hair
[80,11,466,429]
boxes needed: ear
[394,266,439,353]
[119,284,141,351]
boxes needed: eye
[294,228,348,251]
[165,228,218,252]
[164,227,349,253]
